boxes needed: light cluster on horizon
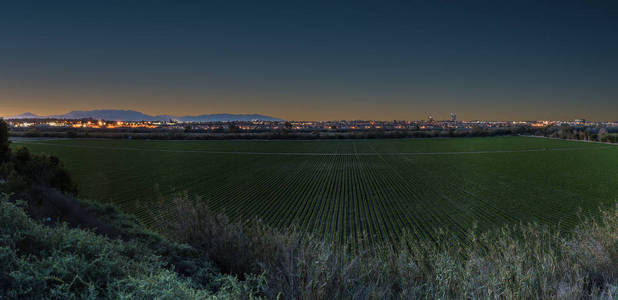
[7,117,618,132]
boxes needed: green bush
[0,195,264,299]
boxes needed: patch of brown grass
[160,194,617,299]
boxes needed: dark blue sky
[1,1,617,120]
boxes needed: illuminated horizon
[1,106,613,122]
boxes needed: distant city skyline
[1,1,617,121]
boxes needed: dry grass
[160,194,617,299]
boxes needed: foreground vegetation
[14,136,618,250]
[1,191,616,299]
[0,195,264,299]
[162,194,617,299]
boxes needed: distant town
[5,116,618,132]
[4,109,617,141]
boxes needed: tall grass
[161,194,617,299]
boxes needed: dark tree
[0,119,10,163]
[0,119,76,194]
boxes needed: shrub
[0,194,265,299]
[162,193,617,299]
[0,119,76,195]
[6,146,77,194]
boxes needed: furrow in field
[221,158,306,222]
[387,156,488,241]
[297,154,339,239]
[305,144,341,240]
[352,154,377,248]
[204,158,288,220]
[363,142,446,245]
[362,155,437,247]
[255,158,315,226]
[354,154,406,246]
[381,157,470,247]
[276,154,332,229]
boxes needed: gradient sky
[1,1,617,121]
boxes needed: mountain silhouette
[7,109,283,122]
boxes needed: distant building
[428,115,434,122]
[450,113,456,122]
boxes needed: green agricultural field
[12,136,618,249]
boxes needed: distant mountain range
[7,110,283,122]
